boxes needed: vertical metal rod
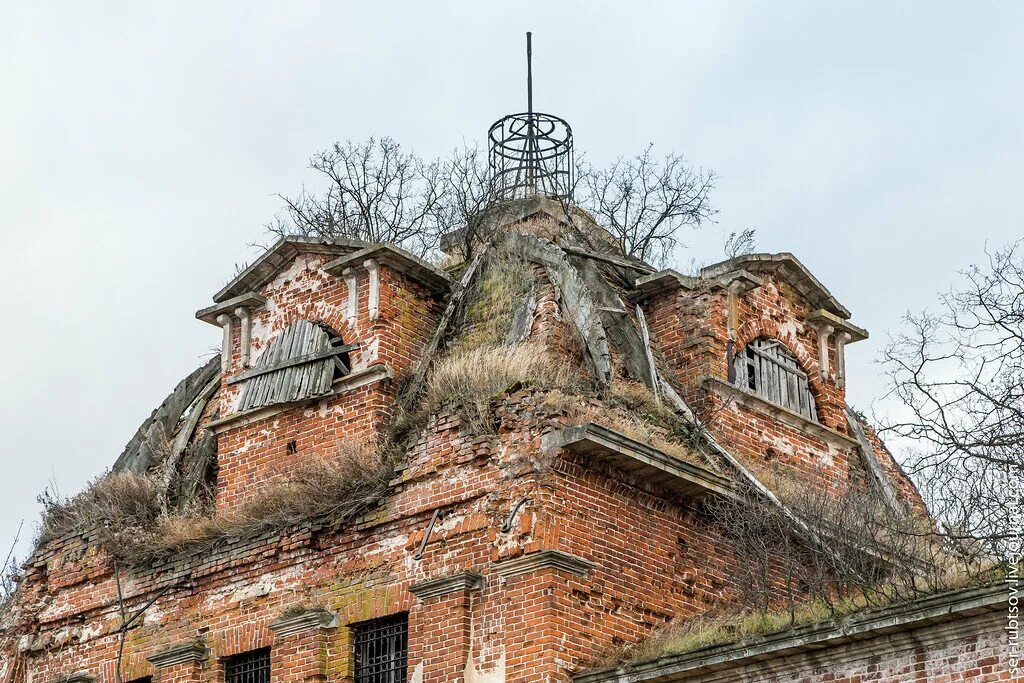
[526,31,536,193]
[526,31,533,114]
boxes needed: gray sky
[2,2,1020,560]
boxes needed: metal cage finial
[488,33,575,201]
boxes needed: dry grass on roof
[38,471,161,545]
[136,440,393,564]
[35,439,393,567]
[422,344,585,434]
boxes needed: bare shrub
[37,472,160,547]
[423,345,581,433]
[612,559,1001,666]
[137,440,392,564]
[268,137,446,257]
[723,227,757,259]
[706,474,994,621]
[1,522,23,606]
[577,144,717,266]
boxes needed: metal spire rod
[525,31,535,191]
[526,31,533,114]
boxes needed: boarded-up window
[233,320,353,411]
[733,339,817,421]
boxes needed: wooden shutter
[236,321,350,411]
[733,339,817,421]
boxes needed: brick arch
[733,319,825,399]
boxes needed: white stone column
[343,267,358,328]
[234,307,251,367]
[364,258,380,322]
[817,323,834,380]
[835,331,851,389]
[216,314,232,371]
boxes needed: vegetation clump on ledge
[420,344,584,434]
[36,440,393,568]
[608,568,1006,666]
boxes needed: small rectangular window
[225,648,270,683]
[353,614,408,683]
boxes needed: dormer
[635,252,868,487]
[194,237,450,511]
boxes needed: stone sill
[574,584,1007,683]
[207,364,393,434]
[542,423,735,499]
[703,377,859,450]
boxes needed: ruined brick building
[0,94,1013,682]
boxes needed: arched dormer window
[235,320,353,411]
[733,339,817,421]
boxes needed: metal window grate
[353,614,408,683]
[225,648,270,683]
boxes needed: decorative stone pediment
[269,609,340,638]
[410,571,485,600]
[147,641,208,668]
[492,550,596,579]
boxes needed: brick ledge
[574,584,1007,682]
[147,641,208,668]
[543,423,734,499]
[703,377,859,449]
[269,609,339,638]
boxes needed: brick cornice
[492,550,595,580]
[269,609,339,638]
[146,641,208,668]
[575,584,1007,682]
[543,423,735,499]
[409,571,485,600]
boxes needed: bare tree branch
[878,241,1023,556]
[578,144,717,265]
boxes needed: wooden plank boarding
[238,320,352,411]
[733,339,817,421]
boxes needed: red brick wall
[213,254,441,511]
[1,244,952,683]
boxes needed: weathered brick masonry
[0,207,1012,682]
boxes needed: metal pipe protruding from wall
[413,509,442,561]
[500,498,531,533]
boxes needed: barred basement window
[353,614,408,683]
[733,338,817,421]
[225,648,270,683]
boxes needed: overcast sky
[1,2,1020,561]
